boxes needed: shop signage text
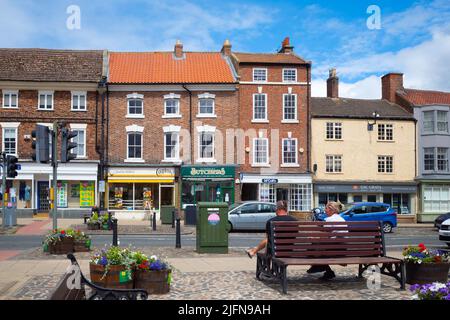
[262,178,278,184]
[181,166,234,178]
[315,184,417,193]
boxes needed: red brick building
[0,49,105,217]
[105,41,239,218]
[228,38,313,214]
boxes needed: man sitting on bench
[306,201,346,280]
[246,200,297,258]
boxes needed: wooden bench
[256,221,405,294]
[49,254,148,300]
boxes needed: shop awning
[108,179,174,183]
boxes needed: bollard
[175,217,181,248]
[172,209,175,228]
[112,218,118,246]
[152,211,157,231]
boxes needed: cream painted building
[311,95,418,223]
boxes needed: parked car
[228,201,277,231]
[339,202,397,233]
[434,212,450,230]
[438,218,450,247]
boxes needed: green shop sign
[181,166,235,178]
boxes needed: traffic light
[6,155,18,178]
[61,128,78,163]
[31,124,50,163]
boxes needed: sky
[1,0,449,98]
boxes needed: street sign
[262,178,278,184]
[99,180,106,193]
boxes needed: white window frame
[70,124,87,159]
[197,93,216,118]
[125,125,144,162]
[378,123,394,141]
[281,138,298,166]
[252,93,268,122]
[437,147,449,172]
[423,111,435,133]
[162,125,181,163]
[326,122,342,140]
[253,68,267,82]
[197,125,216,163]
[282,68,297,82]
[282,93,298,122]
[437,111,449,133]
[38,91,54,110]
[252,137,269,166]
[163,93,181,118]
[2,90,18,109]
[325,155,342,173]
[378,155,394,173]
[71,91,87,111]
[0,122,20,156]
[126,93,144,118]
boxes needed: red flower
[418,243,426,252]
[60,230,65,235]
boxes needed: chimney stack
[327,68,339,98]
[221,39,232,56]
[174,40,184,58]
[381,73,404,103]
[278,37,294,54]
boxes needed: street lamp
[97,77,107,210]
[368,111,380,131]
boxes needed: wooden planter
[134,269,171,294]
[405,262,450,285]
[74,240,91,252]
[89,263,133,289]
[87,223,100,230]
[48,237,74,254]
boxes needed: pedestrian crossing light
[31,124,50,163]
[61,128,78,163]
[6,155,19,178]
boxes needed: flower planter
[74,239,91,252]
[48,237,74,254]
[134,269,171,294]
[405,262,450,285]
[87,223,100,230]
[89,263,133,289]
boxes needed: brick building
[228,38,313,215]
[0,49,106,217]
[105,41,239,218]
[382,73,450,222]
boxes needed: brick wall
[0,89,100,160]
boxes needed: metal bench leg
[400,262,406,290]
[281,265,288,294]
[256,255,262,280]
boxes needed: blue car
[340,202,397,233]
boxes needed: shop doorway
[37,181,50,213]
[160,185,174,206]
[367,194,377,202]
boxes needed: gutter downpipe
[182,84,193,163]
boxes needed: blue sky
[1,0,449,98]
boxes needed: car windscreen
[229,202,242,211]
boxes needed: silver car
[228,201,277,231]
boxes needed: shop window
[367,195,377,202]
[259,183,275,203]
[424,185,450,213]
[289,184,312,211]
[383,193,411,214]
[109,184,132,210]
[353,195,363,202]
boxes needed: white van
[439,218,450,247]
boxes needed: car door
[368,205,386,222]
[232,203,258,230]
[255,203,277,230]
[345,205,368,221]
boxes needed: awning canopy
[241,174,312,184]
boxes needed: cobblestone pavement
[8,267,412,300]
[10,246,246,261]
[69,223,195,235]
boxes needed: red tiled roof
[232,52,307,64]
[401,88,450,106]
[108,52,235,84]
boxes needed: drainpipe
[182,84,193,163]
[306,63,311,174]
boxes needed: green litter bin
[160,205,175,224]
[196,202,229,254]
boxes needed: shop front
[3,162,99,218]
[418,180,450,222]
[314,182,418,221]
[107,166,176,220]
[180,165,236,209]
[240,173,313,213]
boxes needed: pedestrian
[306,201,346,280]
[245,200,297,258]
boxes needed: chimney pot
[221,39,232,56]
[327,68,339,98]
[278,37,294,54]
[174,40,183,58]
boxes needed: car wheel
[227,221,233,232]
[382,222,393,233]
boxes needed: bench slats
[274,237,382,244]
[274,244,382,250]
[275,250,381,258]
[273,226,381,232]
[272,256,400,265]
[274,232,381,237]
[273,221,378,226]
